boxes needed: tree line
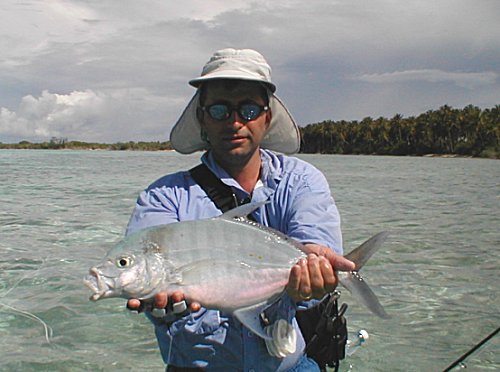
[0,138,173,151]
[300,104,499,158]
[1,104,498,158]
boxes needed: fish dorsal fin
[234,301,273,340]
[219,201,268,220]
[344,231,389,270]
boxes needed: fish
[84,202,390,340]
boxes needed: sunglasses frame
[201,102,269,122]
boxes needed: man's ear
[265,109,272,129]
[200,128,210,143]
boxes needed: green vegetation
[300,104,499,158]
[0,138,173,151]
[1,104,498,158]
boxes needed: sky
[1,0,499,143]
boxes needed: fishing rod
[442,325,499,371]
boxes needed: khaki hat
[169,48,301,154]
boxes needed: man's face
[199,80,271,166]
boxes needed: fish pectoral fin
[234,301,273,340]
[340,272,391,319]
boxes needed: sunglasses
[201,102,269,122]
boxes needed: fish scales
[147,218,305,268]
[170,219,300,296]
[86,215,306,310]
[160,219,303,309]
[84,202,390,341]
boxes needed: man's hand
[286,244,355,302]
[126,291,201,316]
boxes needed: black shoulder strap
[189,164,237,213]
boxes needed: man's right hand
[126,291,201,315]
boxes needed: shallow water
[0,150,498,371]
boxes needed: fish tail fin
[340,231,391,319]
[344,231,389,270]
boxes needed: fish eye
[117,256,132,267]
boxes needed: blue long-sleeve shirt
[126,149,342,371]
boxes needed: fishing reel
[303,291,348,371]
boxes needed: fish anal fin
[234,301,273,340]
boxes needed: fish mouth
[83,268,115,301]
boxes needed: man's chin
[219,140,252,154]
[212,145,259,164]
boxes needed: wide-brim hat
[170,48,301,154]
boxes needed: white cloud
[355,69,499,88]
[0,0,499,141]
[0,89,175,142]
[1,90,106,140]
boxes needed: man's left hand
[286,244,355,302]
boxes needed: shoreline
[0,147,496,159]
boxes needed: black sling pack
[189,163,347,372]
[190,163,240,213]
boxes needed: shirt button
[247,331,253,337]
[249,369,255,372]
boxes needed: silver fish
[84,202,389,339]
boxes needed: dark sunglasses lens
[206,104,263,121]
[208,105,229,120]
[239,104,262,121]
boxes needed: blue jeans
[287,355,321,372]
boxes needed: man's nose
[227,110,246,126]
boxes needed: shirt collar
[200,149,282,194]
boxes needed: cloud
[1,0,499,142]
[1,90,106,140]
[355,69,499,88]
[0,89,175,142]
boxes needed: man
[126,48,354,371]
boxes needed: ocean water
[0,150,498,371]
